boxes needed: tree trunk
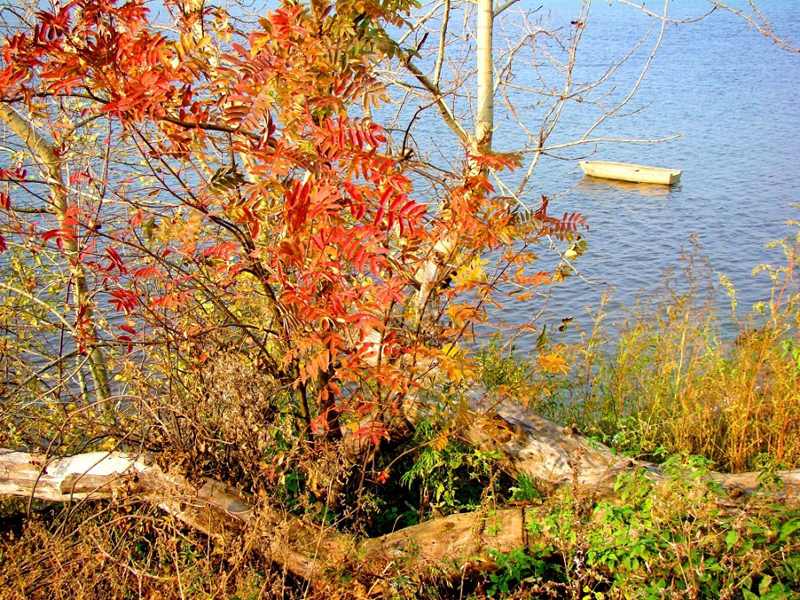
[475,0,494,152]
[0,102,110,401]
[0,449,526,584]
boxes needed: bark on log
[356,345,800,505]
[416,386,800,507]
[0,449,526,583]
[360,506,527,565]
[461,389,639,495]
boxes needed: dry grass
[0,500,296,599]
[3,225,799,599]
[549,232,800,472]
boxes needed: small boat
[579,160,682,185]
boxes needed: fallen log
[2,398,799,587]
[0,449,527,584]
[402,386,800,507]
[460,390,800,507]
[353,338,800,504]
[460,389,639,495]
[0,450,253,537]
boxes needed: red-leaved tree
[0,0,585,461]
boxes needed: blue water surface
[400,0,799,349]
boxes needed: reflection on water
[392,0,798,353]
[577,176,676,198]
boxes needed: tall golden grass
[550,223,800,472]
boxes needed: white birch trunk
[475,0,494,151]
[0,103,110,400]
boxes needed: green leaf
[758,575,772,596]
[779,518,800,541]
[725,530,739,549]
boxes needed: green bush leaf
[758,575,772,596]
[725,529,739,549]
[779,518,800,541]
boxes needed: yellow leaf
[441,342,464,358]
[453,256,489,286]
[446,304,467,328]
[538,353,571,376]
[431,435,448,451]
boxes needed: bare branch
[402,54,472,145]
[493,0,519,18]
[708,0,798,52]
[433,0,450,87]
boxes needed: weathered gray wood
[0,450,156,502]
[457,388,800,507]
[360,506,527,565]
[336,381,800,510]
[0,449,525,583]
[462,391,639,495]
[0,449,254,539]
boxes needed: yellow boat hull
[579,161,682,185]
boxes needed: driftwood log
[0,449,529,584]
[390,386,800,505]
[458,389,800,504]
[2,396,799,586]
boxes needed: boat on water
[579,161,682,185]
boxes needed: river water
[3,0,797,361]
[405,0,800,350]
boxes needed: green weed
[484,457,800,599]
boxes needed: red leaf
[68,171,92,185]
[105,247,127,273]
[133,266,162,280]
[201,242,239,260]
[353,246,368,272]
[41,227,76,246]
[108,289,140,314]
[389,193,407,212]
